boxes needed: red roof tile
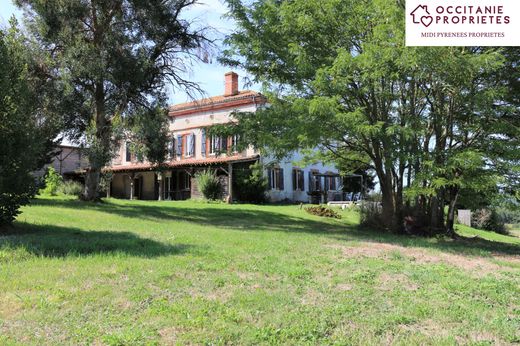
[168,90,266,117]
[106,155,259,173]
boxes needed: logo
[410,5,433,27]
[406,0,520,46]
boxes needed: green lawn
[1,196,519,345]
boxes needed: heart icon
[421,16,433,27]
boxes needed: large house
[107,72,340,202]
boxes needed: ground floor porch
[108,158,258,202]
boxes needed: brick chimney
[224,71,239,96]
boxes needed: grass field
[1,196,519,345]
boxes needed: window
[176,135,182,157]
[292,169,305,191]
[125,142,135,162]
[268,168,284,190]
[231,134,240,153]
[185,133,195,157]
[167,137,175,159]
[209,135,227,154]
[325,176,337,190]
[201,129,206,157]
[308,171,321,191]
[180,171,191,190]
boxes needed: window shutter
[201,129,206,157]
[299,171,304,191]
[176,135,182,157]
[279,168,284,190]
[267,169,272,189]
[325,177,329,191]
[191,133,195,156]
[292,170,297,191]
[168,137,175,159]
[308,171,312,191]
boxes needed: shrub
[99,171,113,197]
[195,170,222,200]
[0,192,32,227]
[40,167,63,196]
[494,206,520,225]
[471,208,507,234]
[359,201,384,229]
[233,162,268,203]
[58,180,83,196]
[305,205,341,219]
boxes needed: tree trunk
[381,191,396,231]
[83,80,109,201]
[373,156,400,232]
[83,167,101,201]
[446,186,459,236]
[380,175,399,232]
[429,190,446,234]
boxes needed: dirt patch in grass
[0,295,23,319]
[328,242,519,276]
[464,331,505,345]
[399,319,453,338]
[158,326,182,345]
[378,273,419,291]
[335,283,353,291]
[300,288,326,306]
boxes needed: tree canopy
[221,0,520,234]
[0,20,62,226]
[16,0,212,200]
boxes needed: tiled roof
[168,90,265,116]
[106,155,260,173]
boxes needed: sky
[0,0,258,105]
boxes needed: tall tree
[221,0,516,234]
[16,0,211,200]
[0,19,61,226]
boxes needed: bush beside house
[232,162,268,203]
[195,170,222,201]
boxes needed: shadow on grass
[1,222,193,259]
[28,198,520,258]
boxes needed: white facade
[262,152,340,203]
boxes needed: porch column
[157,172,163,201]
[129,173,135,200]
[227,163,233,203]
